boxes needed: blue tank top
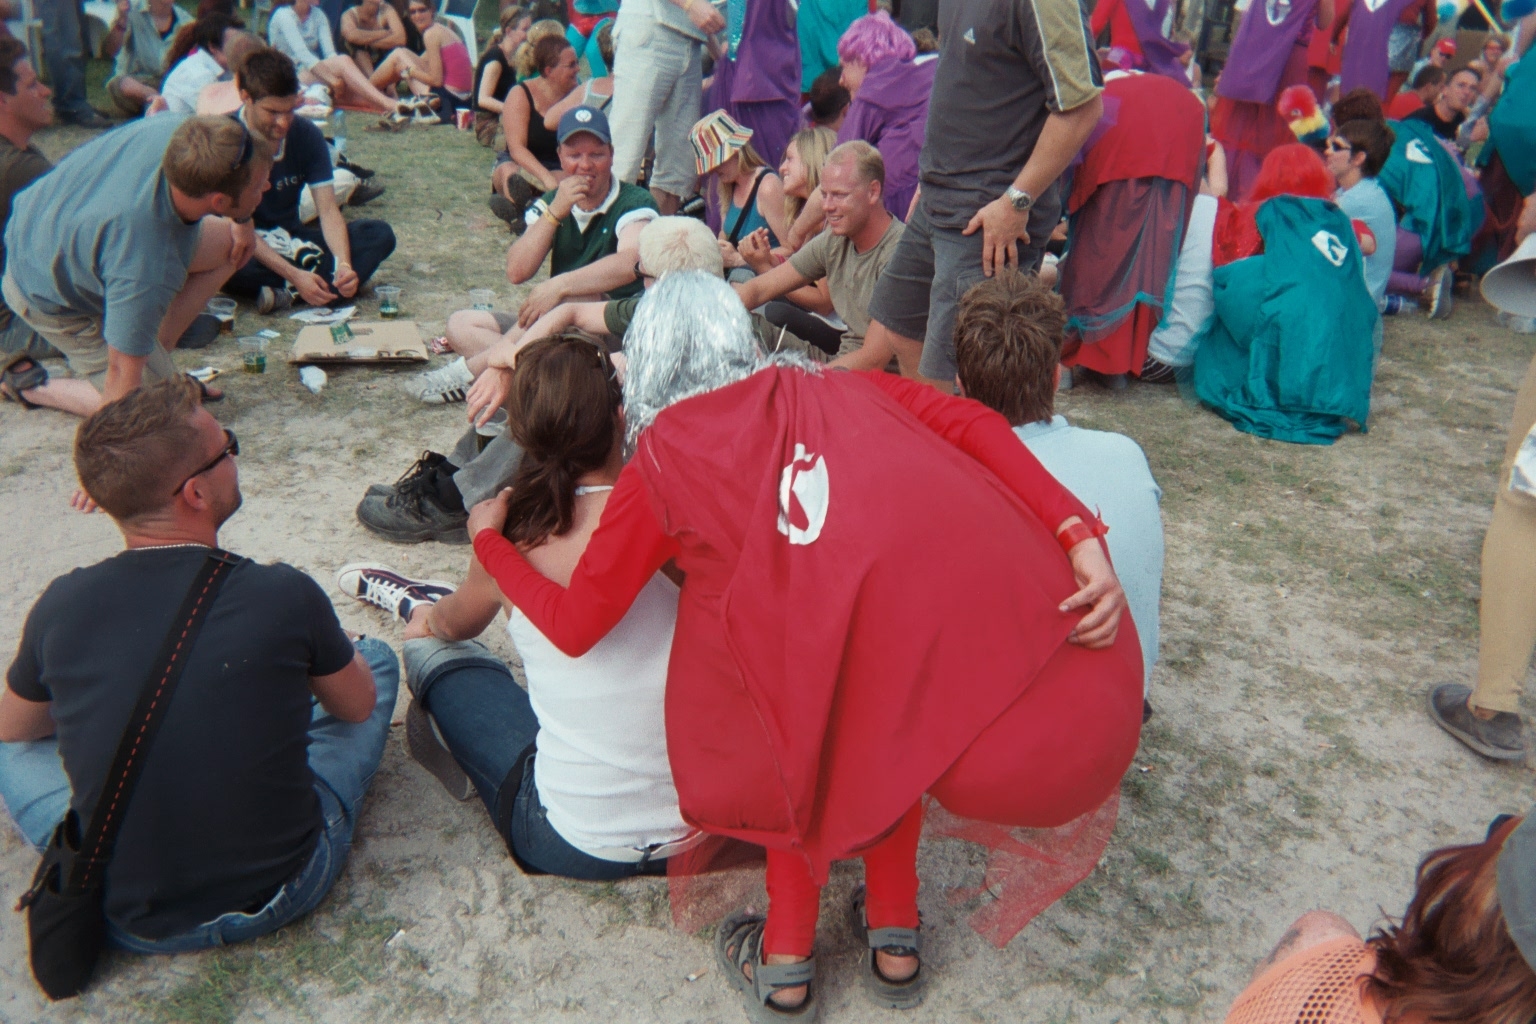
[724,171,778,247]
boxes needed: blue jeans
[404,637,667,880]
[0,638,399,953]
[40,0,92,119]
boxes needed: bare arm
[478,61,506,114]
[0,687,54,743]
[102,347,151,404]
[785,190,825,252]
[379,8,408,49]
[506,209,560,283]
[309,647,377,723]
[1248,912,1360,983]
[502,87,559,190]
[755,174,791,248]
[733,257,814,310]
[312,184,359,297]
[416,27,446,87]
[543,82,590,131]
[412,557,506,642]
[1316,0,1335,32]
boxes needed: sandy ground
[1,121,1533,1024]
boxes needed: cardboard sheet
[288,320,430,364]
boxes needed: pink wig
[836,11,915,68]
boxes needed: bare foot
[875,949,918,982]
[742,952,809,1009]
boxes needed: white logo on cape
[1265,0,1293,26]
[777,444,829,546]
[962,27,975,44]
[1311,230,1349,267]
[1406,139,1433,164]
[1362,0,1389,12]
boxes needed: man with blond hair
[0,378,398,955]
[2,114,270,416]
[733,140,905,360]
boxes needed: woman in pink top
[370,0,474,119]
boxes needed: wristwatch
[1005,186,1034,212]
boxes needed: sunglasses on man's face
[172,429,239,496]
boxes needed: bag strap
[726,169,768,246]
[66,549,242,893]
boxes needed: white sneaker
[337,563,456,622]
[407,357,474,404]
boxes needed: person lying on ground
[340,335,697,879]
[267,0,405,115]
[0,378,396,964]
[2,114,269,423]
[367,215,810,545]
[0,39,98,417]
[733,140,905,361]
[101,0,194,118]
[220,48,396,314]
[339,0,407,76]
[473,5,532,147]
[1222,814,1536,1024]
[954,270,1165,711]
[159,14,247,114]
[467,270,1141,1020]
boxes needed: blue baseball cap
[557,105,612,146]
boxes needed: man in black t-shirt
[222,48,397,313]
[1407,67,1479,142]
[0,378,398,951]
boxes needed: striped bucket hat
[690,110,754,175]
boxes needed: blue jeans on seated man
[0,637,399,953]
[223,220,398,300]
[404,636,669,881]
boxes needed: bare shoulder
[1249,911,1360,983]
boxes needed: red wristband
[1056,518,1108,554]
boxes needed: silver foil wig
[622,271,819,452]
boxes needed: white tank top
[508,573,691,857]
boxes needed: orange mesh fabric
[1223,937,1383,1024]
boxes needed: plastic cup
[239,336,269,374]
[469,288,495,312]
[475,409,509,451]
[377,285,401,319]
[208,296,237,332]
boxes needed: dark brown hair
[1332,87,1384,126]
[236,46,299,101]
[502,334,623,548]
[1336,119,1396,178]
[1364,818,1536,1024]
[165,10,245,72]
[1411,64,1447,89]
[0,37,28,94]
[953,270,1065,427]
[533,34,573,77]
[75,377,205,522]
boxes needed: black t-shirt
[6,547,356,939]
[1406,105,1465,141]
[251,114,334,233]
[475,48,514,109]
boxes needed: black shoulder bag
[726,170,770,247]
[16,549,241,1000]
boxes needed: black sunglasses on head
[231,121,253,172]
[172,429,239,496]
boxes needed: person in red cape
[467,272,1144,1019]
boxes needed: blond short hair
[638,216,724,279]
[826,139,885,187]
[162,115,273,199]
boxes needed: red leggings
[761,628,1143,958]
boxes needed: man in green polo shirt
[416,104,657,405]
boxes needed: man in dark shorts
[864,0,1105,388]
[221,48,396,314]
[0,378,397,954]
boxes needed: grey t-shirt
[788,218,906,354]
[918,0,1103,229]
[6,114,202,358]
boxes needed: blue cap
[556,105,612,146]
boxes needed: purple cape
[836,55,938,220]
[1338,0,1421,98]
[1123,0,1192,84]
[705,0,800,169]
[1216,0,1320,103]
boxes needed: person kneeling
[0,379,396,961]
[340,335,698,878]
[222,47,397,314]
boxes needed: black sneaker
[364,450,456,499]
[337,157,376,180]
[349,181,386,207]
[1428,683,1525,762]
[64,109,115,130]
[357,489,470,543]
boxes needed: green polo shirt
[526,179,658,299]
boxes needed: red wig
[1248,143,1336,204]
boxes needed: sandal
[847,885,925,1009]
[715,910,818,1022]
[0,356,48,408]
[366,114,409,133]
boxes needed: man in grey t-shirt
[865,0,1106,385]
[3,114,270,416]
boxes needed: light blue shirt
[5,114,202,358]
[1015,417,1165,681]
[1335,176,1396,312]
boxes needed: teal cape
[1193,197,1379,446]
[1379,117,1477,272]
[1489,58,1536,196]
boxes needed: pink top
[441,40,473,96]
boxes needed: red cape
[631,368,1097,880]
[1069,72,1206,215]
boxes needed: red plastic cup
[455,109,473,131]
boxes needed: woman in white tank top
[379,335,698,879]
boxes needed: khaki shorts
[105,73,159,118]
[1,274,178,387]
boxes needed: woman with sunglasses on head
[266,0,406,114]
[337,334,696,880]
